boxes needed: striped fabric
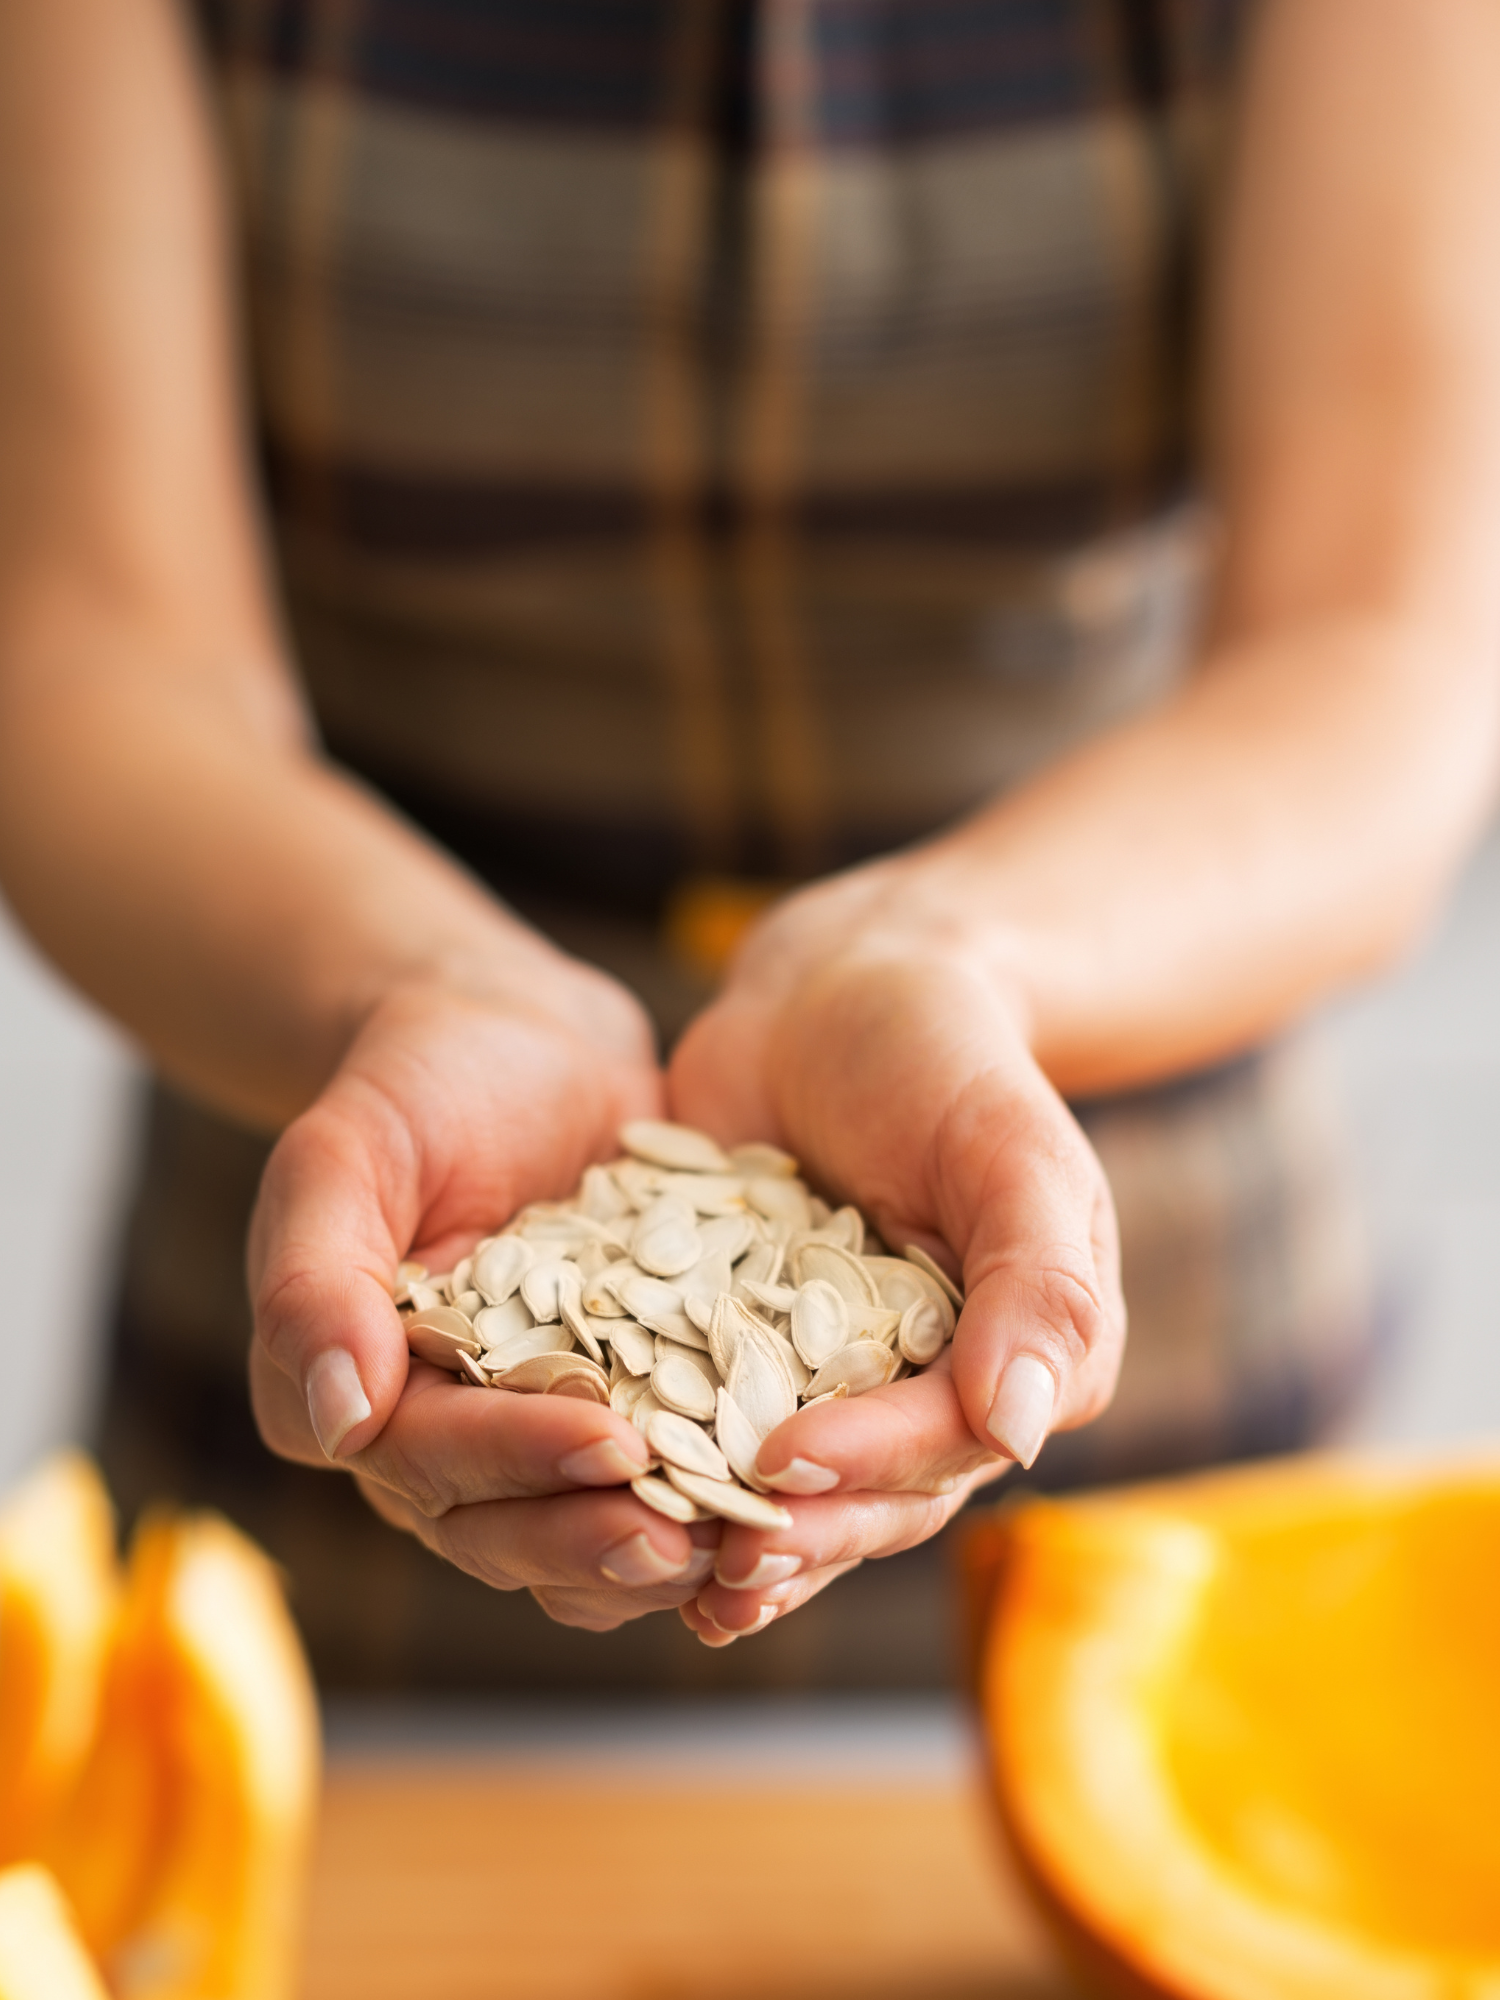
[90,2,1388,1692]
[194,0,1246,884]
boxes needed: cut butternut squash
[0,1865,110,2000]
[975,1454,1500,2000]
[42,1511,175,1961]
[48,1510,320,2000]
[0,1457,119,1866]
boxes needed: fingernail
[758,1456,839,1495]
[680,1547,719,1585]
[306,1348,372,1461]
[699,1594,777,1636]
[987,1354,1056,1469]
[697,1626,739,1648]
[716,1551,802,1592]
[599,1532,691,1587]
[557,1438,645,1487]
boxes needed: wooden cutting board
[300,1763,1082,2000]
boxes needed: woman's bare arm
[0,0,646,1131]
[669,0,1500,1634]
[0,0,729,1626]
[886,0,1500,1096]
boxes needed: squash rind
[981,1456,1500,2000]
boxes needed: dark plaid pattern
[93,2,1383,1691]
[194,0,1248,881]
[199,0,1245,135]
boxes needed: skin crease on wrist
[3,0,1500,1642]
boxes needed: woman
[0,0,1496,1675]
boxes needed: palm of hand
[247,911,1126,1647]
[666,938,1125,1642]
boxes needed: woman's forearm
[903,0,1500,1095]
[905,608,1499,1098]
[0,0,646,1131]
[0,614,637,1129]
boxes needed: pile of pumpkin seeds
[396,1121,962,1533]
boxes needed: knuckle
[360,1437,451,1519]
[253,1261,323,1362]
[1032,1258,1112,1369]
[430,1514,524,1593]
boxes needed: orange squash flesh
[0,1865,111,2000]
[978,1456,1500,2000]
[42,1516,175,1960]
[49,1511,321,2000]
[0,1457,119,1867]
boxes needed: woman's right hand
[246,974,725,1630]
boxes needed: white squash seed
[395,1122,963,1578]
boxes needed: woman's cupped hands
[247,857,1126,1645]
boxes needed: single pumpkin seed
[604,1319,657,1376]
[903,1243,965,1310]
[479,1323,574,1372]
[714,1387,772,1492]
[663,1467,793,1531]
[473,1295,535,1348]
[404,1306,480,1370]
[803,1340,897,1400]
[631,1474,708,1523]
[898,1296,949,1364]
[620,1120,732,1173]
[631,1193,704,1278]
[790,1280,849,1368]
[646,1409,731,1482]
[652,1351,718,1422]
[494,1351,609,1401]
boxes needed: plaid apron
[97,0,1376,1692]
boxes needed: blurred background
[3,806,1498,1561]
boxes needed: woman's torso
[95,2,1380,1699]
[198,0,1245,900]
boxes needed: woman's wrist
[345,922,658,1089]
[724,846,1039,1054]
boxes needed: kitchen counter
[299,1699,1081,2000]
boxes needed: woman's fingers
[934,1059,1126,1469]
[250,1087,414,1462]
[676,949,1127,1483]
[248,987,662,1471]
[352,1372,651,1511]
[695,1477,989,1632]
[751,1352,999,1499]
[255,1345,651,1505]
[359,1476,722,1619]
[680,1559,864,1646]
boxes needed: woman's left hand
[667,859,1127,1643]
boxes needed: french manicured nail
[700,1595,778,1636]
[716,1552,802,1592]
[306,1348,371,1461]
[758,1457,839,1495]
[599,1532,692,1587]
[987,1354,1056,1469]
[557,1438,645,1487]
[680,1548,718,1586]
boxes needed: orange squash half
[973,1454,1500,2000]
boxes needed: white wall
[1327,816,1500,1445]
[0,899,138,1490]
